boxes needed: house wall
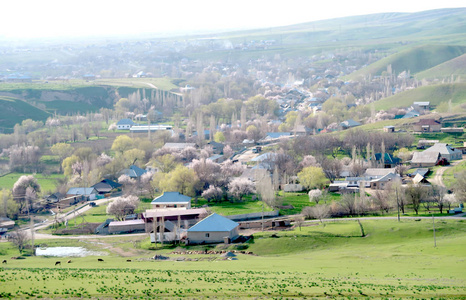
[151,203,191,209]
[117,124,131,130]
[108,222,146,234]
[410,162,436,168]
[413,124,441,132]
[188,228,239,244]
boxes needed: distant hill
[0,96,50,133]
[347,45,466,80]
[372,82,466,111]
[415,53,466,80]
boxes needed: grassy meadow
[1,218,465,298]
[0,172,64,194]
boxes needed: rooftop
[187,213,239,232]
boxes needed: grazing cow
[97,258,104,262]
[2,260,6,264]
[126,259,131,262]
[67,260,71,263]
[55,261,61,266]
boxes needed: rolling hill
[0,96,50,133]
[347,45,466,80]
[415,53,466,79]
[372,82,466,111]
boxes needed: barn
[187,213,239,244]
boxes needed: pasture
[1,218,465,298]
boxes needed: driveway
[431,155,465,187]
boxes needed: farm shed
[187,213,239,245]
[92,179,121,194]
[66,187,97,201]
[410,151,441,167]
[108,219,146,234]
[424,143,462,161]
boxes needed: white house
[116,119,136,130]
[151,192,192,209]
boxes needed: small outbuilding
[187,213,239,244]
[92,179,121,194]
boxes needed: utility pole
[396,186,400,222]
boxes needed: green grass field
[372,82,466,111]
[0,172,64,194]
[193,197,274,215]
[443,160,466,188]
[1,218,465,298]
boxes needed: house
[293,125,311,136]
[151,192,191,209]
[120,165,147,179]
[45,192,63,203]
[207,141,225,154]
[409,168,429,178]
[441,127,464,134]
[116,119,136,130]
[383,125,395,133]
[130,124,172,133]
[261,132,292,142]
[373,153,401,168]
[363,168,396,180]
[412,174,429,185]
[207,154,225,164]
[187,213,239,244]
[413,101,430,110]
[370,173,401,190]
[65,187,97,201]
[92,179,121,194]
[424,143,462,162]
[340,119,361,130]
[142,208,207,231]
[413,119,441,132]
[400,109,420,119]
[410,151,441,167]
[163,142,197,150]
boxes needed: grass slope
[0,96,50,133]
[416,53,466,79]
[348,45,466,79]
[372,82,466,111]
[0,172,64,193]
[1,219,465,298]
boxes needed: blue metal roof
[121,165,147,178]
[117,118,136,125]
[266,132,291,139]
[187,213,239,232]
[151,192,191,203]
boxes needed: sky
[1,0,465,39]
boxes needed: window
[205,233,210,238]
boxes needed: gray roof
[340,119,361,128]
[188,213,239,232]
[411,151,440,164]
[151,192,191,204]
[363,168,396,177]
[370,172,401,183]
[424,143,462,156]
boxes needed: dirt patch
[53,223,100,235]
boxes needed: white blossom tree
[201,185,223,202]
[106,196,140,221]
[228,177,255,201]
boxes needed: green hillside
[372,82,466,111]
[348,45,466,80]
[415,53,466,79]
[0,96,50,133]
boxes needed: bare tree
[303,204,330,224]
[405,183,425,215]
[8,228,29,254]
[294,215,304,231]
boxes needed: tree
[111,135,134,153]
[297,166,329,190]
[308,189,323,204]
[62,155,80,177]
[340,193,358,216]
[452,170,466,202]
[294,215,304,231]
[302,204,330,224]
[106,196,140,221]
[0,189,19,220]
[50,143,73,164]
[8,228,29,254]
[214,131,226,143]
[118,174,136,195]
[153,154,179,173]
[430,185,447,214]
[405,183,425,215]
[228,177,255,201]
[159,165,199,197]
[201,185,223,202]
[12,175,41,213]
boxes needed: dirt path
[431,156,465,187]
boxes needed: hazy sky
[1,0,465,39]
